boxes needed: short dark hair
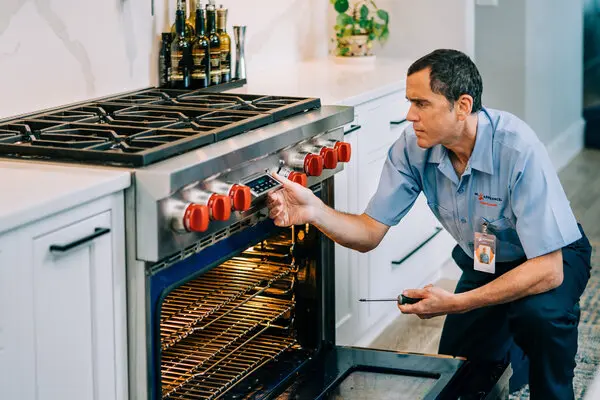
[407,49,483,113]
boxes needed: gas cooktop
[0,88,321,167]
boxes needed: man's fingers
[402,288,429,299]
[271,172,295,188]
[269,207,282,219]
[398,303,420,314]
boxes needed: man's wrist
[308,199,326,226]
[453,292,475,313]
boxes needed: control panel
[241,173,283,199]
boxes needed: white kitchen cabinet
[334,90,455,346]
[0,193,128,400]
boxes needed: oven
[0,87,511,400]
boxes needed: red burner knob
[229,184,252,211]
[183,204,210,232]
[319,147,338,169]
[304,154,323,177]
[208,194,231,221]
[335,141,352,163]
[288,171,308,187]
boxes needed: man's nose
[406,104,418,122]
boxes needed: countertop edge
[0,172,131,236]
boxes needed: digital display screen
[246,174,280,194]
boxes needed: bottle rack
[158,78,247,92]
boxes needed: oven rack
[163,333,298,400]
[160,260,297,350]
[161,300,295,398]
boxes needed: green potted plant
[331,0,390,58]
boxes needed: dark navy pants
[439,224,592,400]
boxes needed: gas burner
[0,87,321,166]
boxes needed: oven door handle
[49,227,111,253]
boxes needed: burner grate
[0,87,321,166]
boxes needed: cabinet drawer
[356,92,409,155]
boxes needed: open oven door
[269,346,511,400]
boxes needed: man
[266,49,592,399]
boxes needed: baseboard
[546,117,586,172]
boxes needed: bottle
[170,0,194,89]
[170,0,194,39]
[187,0,196,31]
[191,1,210,88]
[216,5,231,83]
[159,32,172,87]
[206,2,222,85]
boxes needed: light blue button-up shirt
[365,107,581,262]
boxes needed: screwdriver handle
[398,294,421,305]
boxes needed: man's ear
[456,94,474,121]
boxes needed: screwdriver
[359,294,421,305]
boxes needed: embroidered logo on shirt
[475,192,503,207]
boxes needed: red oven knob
[229,184,252,211]
[208,194,231,221]
[319,147,338,169]
[279,167,308,187]
[304,154,324,177]
[204,180,253,212]
[335,141,352,163]
[183,203,210,232]
[301,143,337,170]
[182,188,232,221]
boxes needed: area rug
[509,243,600,399]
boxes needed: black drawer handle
[344,124,361,135]
[50,227,111,253]
[390,119,407,125]
[391,227,443,265]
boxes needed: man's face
[405,68,460,149]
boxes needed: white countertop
[226,57,412,106]
[0,160,131,235]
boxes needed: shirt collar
[427,108,494,176]
[469,108,495,175]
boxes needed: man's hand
[398,284,464,319]
[267,173,324,227]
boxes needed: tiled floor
[369,148,600,354]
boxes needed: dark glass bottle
[216,6,231,83]
[191,2,210,88]
[170,0,194,40]
[206,3,222,86]
[159,32,172,87]
[170,0,193,89]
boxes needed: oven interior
[154,221,325,400]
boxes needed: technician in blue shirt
[267,49,592,399]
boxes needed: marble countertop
[226,57,412,106]
[0,160,131,235]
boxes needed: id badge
[474,223,496,274]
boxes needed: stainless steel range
[0,87,510,399]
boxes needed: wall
[0,0,329,120]
[371,0,476,59]
[475,0,584,162]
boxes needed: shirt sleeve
[364,134,422,226]
[509,145,581,259]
